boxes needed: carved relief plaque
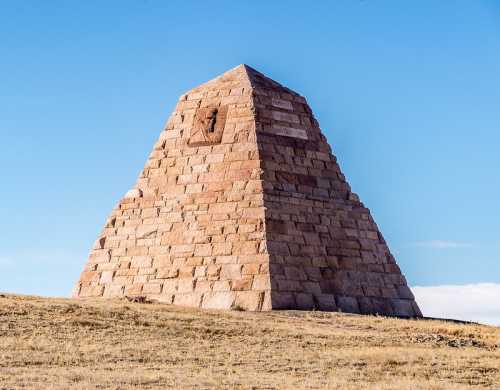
[188,105,228,146]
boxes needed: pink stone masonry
[73,64,422,317]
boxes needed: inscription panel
[263,124,308,140]
[188,105,228,146]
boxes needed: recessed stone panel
[188,105,228,146]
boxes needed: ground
[0,294,499,389]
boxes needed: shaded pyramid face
[74,65,422,317]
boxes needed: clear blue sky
[1,1,499,297]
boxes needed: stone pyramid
[73,64,421,317]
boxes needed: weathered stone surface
[124,188,143,199]
[392,299,417,317]
[201,292,235,310]
[234,291,263,311]
[315,294,337,311]
[271,292,296,310]
[295,293,315,309]
[73,64,421,317]
[103,284,124,298]
[174,293,202,308]
[337,296,361,314]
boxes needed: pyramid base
[73,285,422,317]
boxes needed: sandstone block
[234,291,263,311]
[194,243,212,257]
[141,283,162,295]
[103,284,124,298]
[295,293,315,309]
[162,279,178,293]
[79,285,104,297]
[99,271,114,285]
[178,266,195,278]
[231,278,253,291]
[194,280,212,293]
[392,299,417,317]
[234,241,259,255]
[220,264,242,280]
[271,98,293,111]
[213,280,231,292]
[124,188,143,199]
[177,278,194,293]
[270,110,300,124]
[209,202,237,214]
[271,292,296,309]
[207,265,221,277]
[124,284,143,295]
[242,263,260,275]
[314,294,337,311]
[252,274,271,290]
[336,296,360,314]
[284,266,307,281]
[174,293,202,308]
[212,243,232,256]
[202,292,236,310]
[396,285,415,300]
[80,271,100,283]
[131,256,153,268]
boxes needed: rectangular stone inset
[264,125,308,140]
[270,110,300,124]
[189,105,228,146]
[271,98,293,111]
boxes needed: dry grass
[0,294,499,389]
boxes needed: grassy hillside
[0,294,498,389]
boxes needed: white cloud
[412,283,500,326]
[412,240,473,249]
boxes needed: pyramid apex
[222,64,302,96]
[228,63,253,70]
[220,63,259,78]
[184,64,301,97]
[234,63,250,69]
[233,63,258,73]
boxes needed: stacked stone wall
[249,68,419,316]
[74,65,421,317]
